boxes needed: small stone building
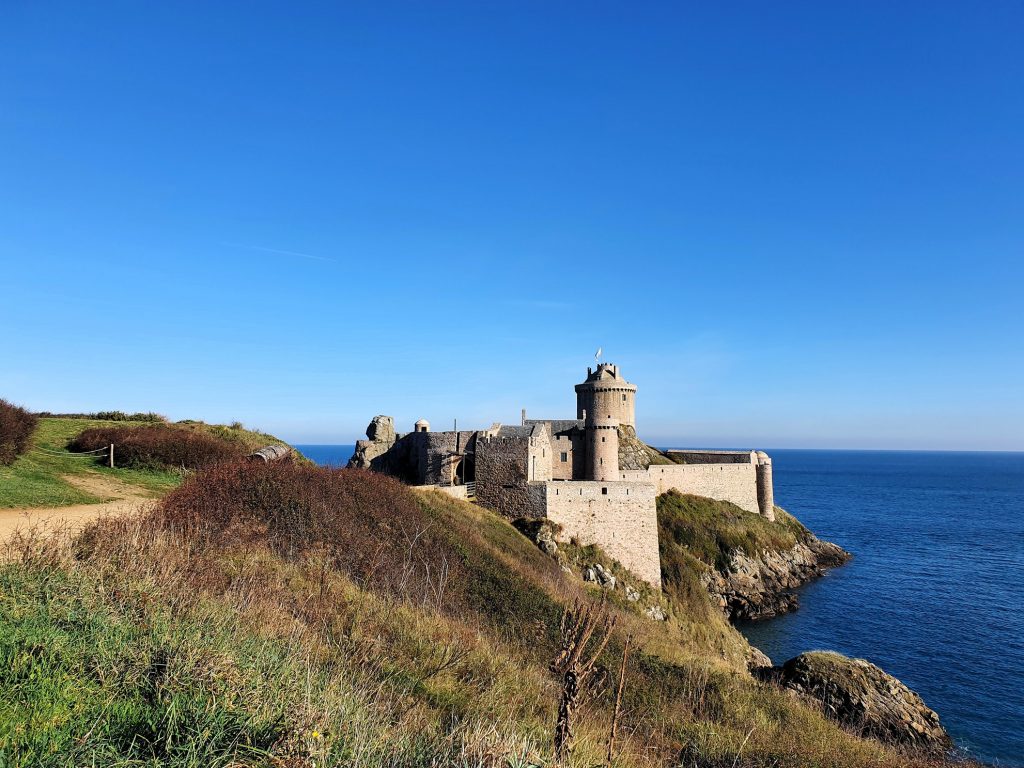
[349,363,775,587]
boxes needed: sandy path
[0,473,154,544]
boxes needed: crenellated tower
[575,363,636,481]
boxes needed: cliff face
[701,535,850,621]
[656,491,851,623]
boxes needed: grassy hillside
[0,462,965,768]
[0,417,294,509]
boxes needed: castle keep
[350,363,775,587]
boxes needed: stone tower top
[582,362,628,382]
[575,362,637,428]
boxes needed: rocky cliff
[702,534,851,621]
[657,491,851,622]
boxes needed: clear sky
[2,2,1022,450]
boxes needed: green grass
[0,418,294,509]
[657,491,809,573]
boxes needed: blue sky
[2,2,1022,450]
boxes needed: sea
[295,444,1024,766]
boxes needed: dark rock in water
[762,652,952,752]
[702,536,851,621]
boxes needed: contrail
[223,242,335,262]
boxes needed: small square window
[602,487,608,495]
[622,394,627,401]
[560,452,568,462]
[601,436,606,442]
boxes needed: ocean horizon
[296,444,1024,766]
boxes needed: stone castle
[349,362,775,587]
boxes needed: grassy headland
[0,461,966,767]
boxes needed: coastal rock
[702,536,850,621]
[763,652,952,752]
[745,645,773,672]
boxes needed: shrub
[0,399,38,465]
[69,425,242,470]
[36,411,167,422]
[154,461,461,606]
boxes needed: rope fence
[30,443,117,467]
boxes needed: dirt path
[0,473,154,544]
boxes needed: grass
[0,465,973,768]
[0,418,294,509]
[657,491,810,573]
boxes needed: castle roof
[525,419,583,435]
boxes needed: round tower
[577,363,634,481]
[755,451,775,521]
[575,363,637,429]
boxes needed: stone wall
[665,450,754,465]
[621,463,761,516]
[542,481,660,586]
[475,434,546,518]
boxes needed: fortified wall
[349,362,776,588]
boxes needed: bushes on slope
[154,461,468,607]
[68,424,243,470]
[0,399,38,465]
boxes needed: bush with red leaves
[155,461,456,603]
[69,425,243,470]
[0,399,38,465]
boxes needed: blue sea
[297,444,1024,766]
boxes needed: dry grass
[0,464,978,767]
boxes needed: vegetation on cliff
[0,461,962,767]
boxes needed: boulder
[645,605,667,621]
[365,415,396,443]
[766,652,951,752]
[593,563,616,589]
[745,645,772,672]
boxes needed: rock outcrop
[702,536,850,621]
[349,415,397,470]
[761,652,952,752]
[617,425,673,470]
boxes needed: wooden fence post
[109,443,114,469]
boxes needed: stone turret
[575,363,637,429]
[578,363,632,481]
[755,451,775,521]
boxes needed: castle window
[602,487,608,495]
[560,452,568,462]
[622,394,627,401]
[601,436,605,442]
[600,458,603,465]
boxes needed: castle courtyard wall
[541,481,661,587]
[621,463,760,516]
